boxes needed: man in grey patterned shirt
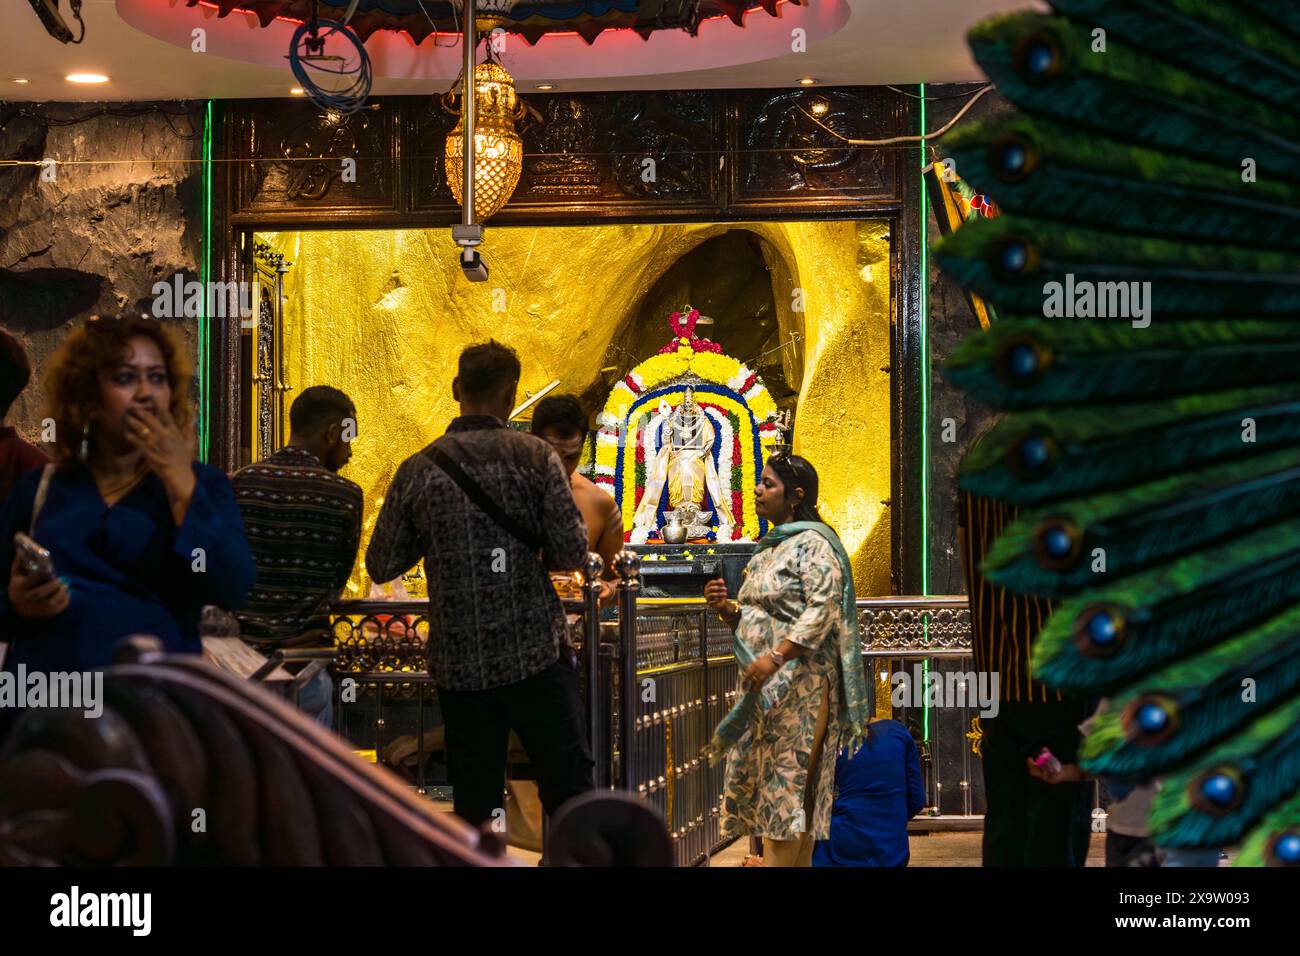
[366,341,593,830]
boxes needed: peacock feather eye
[1137,702,1168,732]
[1121,693,1180,745]
[995,335,1053,387]
[1073,604,1127,658]
[1190,766,1246,816]
[1021,435,1049,467]
[1033,517,1082,570]
[993,235,1039,277]
[1015,32,1064,82]
[1005,429,1059,478]
[1010,343,1038,376]
[990,134,1038,183]
[1267,831,1300,866]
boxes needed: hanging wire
[885,83,990,102]
[800,84,995,146]
[0,142,1002,167]
[418,0,462,48]
[0,83,999,173]
[67,0,87,44]
[288,17,373,116]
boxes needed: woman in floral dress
[704,453,870,867]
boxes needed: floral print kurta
[721,530,846,841]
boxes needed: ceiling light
[66,73,109,84]
[12,78,29,85]
[536,83,555,91]
[289,87,305,95]
[798,77,817,86]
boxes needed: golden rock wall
[261,221,892,597]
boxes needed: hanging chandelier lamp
[443,51,526,222]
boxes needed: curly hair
[43,316,193,467]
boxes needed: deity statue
[594,306,780,544]
[632,385,735,540]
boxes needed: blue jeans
[295,668,334,729]
[1162,847,1221,867]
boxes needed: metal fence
[857,596,982,823]
[327,566,977,864]
[613,601,737,867]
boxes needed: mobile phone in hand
[1032,748,1063,776]
[13,532,56,583]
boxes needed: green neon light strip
[919,83,931,743]
[919,82,930,598]
[199,100,212,463]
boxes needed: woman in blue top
[0,316,254,672]
[813,717,925,867]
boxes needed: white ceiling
[1,0,1035,101]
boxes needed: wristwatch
[769,649,786,667]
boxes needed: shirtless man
[506,394,622,852]
[531,394,623,600]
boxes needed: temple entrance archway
[255,218,891,596]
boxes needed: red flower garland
[658,308,724,354]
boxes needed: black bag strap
[431,446,543,554]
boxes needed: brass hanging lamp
[443,3,526,222]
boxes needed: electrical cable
[0,141,1010,169]
[418,0,461,48]
[885,83,990,102]
[2,103,202,135]
[68,0,86,44]
[800,84,994,146]
[288,18,373,116]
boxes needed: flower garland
[615,387,773,541]
[659,308,723,355]
[595,311,782,541]
[607,344,778,423]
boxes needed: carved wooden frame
[208,88,926,593]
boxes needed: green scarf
[704,521,871,766]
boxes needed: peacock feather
[939,0,1300,863]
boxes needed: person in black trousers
[366,341,593,832]
[958,486,1093,866]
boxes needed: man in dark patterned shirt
[366,341,592,830]
[232,386,363,724]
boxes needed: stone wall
[924,84,1013,594]
[0,102,204,443]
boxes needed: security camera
[460,247,489,283]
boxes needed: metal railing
[608,550,737,866]
[327,569,978,862]
[857,595,981,821]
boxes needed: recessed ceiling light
[12,78,29,85]
[798,77,817,86]
[536,83,555,91]
[66,73,110,84]
[289,87,305,95]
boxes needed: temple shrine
[3,0,1285,902]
